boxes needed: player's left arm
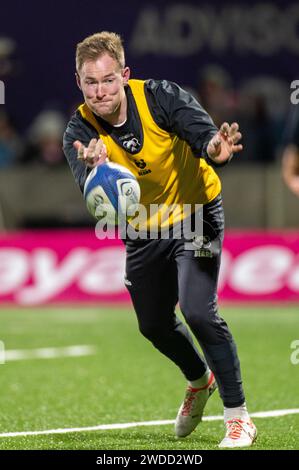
[145,80,242,165]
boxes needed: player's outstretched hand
[74,138,108,168]
[207,122,243,164]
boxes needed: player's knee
[138,322,162,341]
[181,301,217,337]
[186,314,210,335]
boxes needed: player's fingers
[228,122,239,136]
[232,143,243,153]
[88,138,97,150]
[73,140,82,150]
[94,139,104,157]
[232,132,242,144]
[74,141,86,160]
[85,141,100,164]
[212,133,222,147]
[220,122,229,135]
[101,143,108,159]
[86,138,98,159]
[96,143,108,165]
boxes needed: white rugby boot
[175,371,217,438]
[219,417,257,448]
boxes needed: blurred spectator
[22,110,67,166]
[281,106,299,197]
[197,66,289,165]
[282,144,299,197]
[0,36,17,79]
[197,65,237,128]
[237,78,289,164]
[236,92,274,164]
[0,111,24,167]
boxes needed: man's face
[77,53,130,120]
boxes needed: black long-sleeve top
[63,79,222,192]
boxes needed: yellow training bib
[78,79,221,231]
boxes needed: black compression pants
[124,195,245,408]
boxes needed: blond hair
[76,32,125,73]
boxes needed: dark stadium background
[1,0,296,129]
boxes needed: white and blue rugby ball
[83,162,141,224]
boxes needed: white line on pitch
[3,345,97,361]
[0,408,298,438]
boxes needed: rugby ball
[83,162,140,224]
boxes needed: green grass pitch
[0,305,298,450]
